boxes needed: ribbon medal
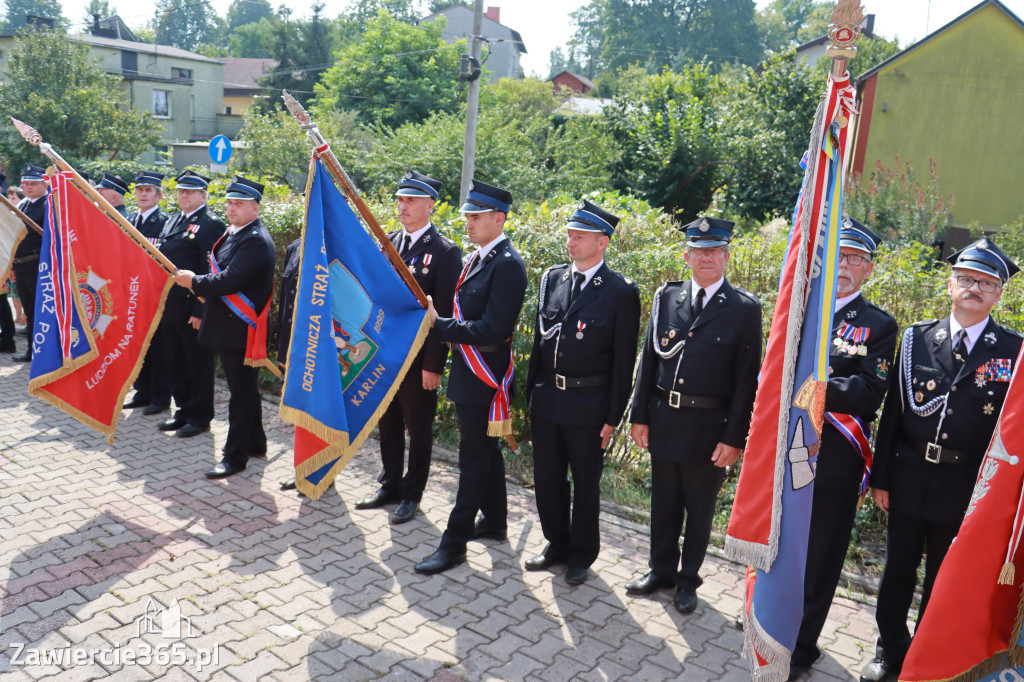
[421,253,432,275]
[835,323,870,357]
[186,224,200,239]
[977,358,1012,385]
[576,321,586,340]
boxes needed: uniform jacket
[191,218,276,350]
[526,262,641,427]
[158,205,226,322]
[126,207,168,241]
[276,239,301,365]
[818,295,898,491]
[387,225,463,375]
[631,278,762,460]
[433,236,527,407]
[873,316,1024,523]
[14,195,45,258]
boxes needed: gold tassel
[998,562,1015,586]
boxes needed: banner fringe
[487,418,512,438]
[1011,570,1024,668]
[743,606,790,682]
[725,536,776,573]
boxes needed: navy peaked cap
[21,165,46,181]
[395,170,441,199]
[134,170,165,188]
[98,172,129,196]
[680,216,734,248]
[175,170,210,190]
[840,217,882,255]
[225,175,264,202]
[567,199,619,237]
[947,237,1019,282]
[460,179,512,214]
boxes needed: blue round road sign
[209,135,232,164]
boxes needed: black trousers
[164,319,214,427]
[376,369,436,503]
[530,413,604,569]
[874,508,959,662]
[13,261,37,357]
[793,484,861,667]
[219,347,266,467]
[0,292,14,348]
[439,403,507,553]
[649,454,726,592]
[132,327,171,406]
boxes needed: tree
[254,5,340,108]
[427,1,469,11]
[603,64,726,219]
[152,0,222,50]
[314,11,465,128]
[756,0,828,53]
[344,0,420,25]
[81,0,112,26]
[228,17,276,58]
[226,0,271,31]
[3,0,63,32]
[0,30,161,171]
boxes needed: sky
[57,0,1024,76]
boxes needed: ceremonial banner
[0,194,29,288]
[28,171,173,441]
[280,158,429,500]
[900,343,1024,682]
[724,71,856,680]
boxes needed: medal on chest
[576,321,586,340]
[835,323,870,356]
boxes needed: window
[153,145,171,165]
[171,67,192,81]
[152,90,171,118]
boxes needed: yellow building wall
[859,4,1024,229]
[224,96,254,115]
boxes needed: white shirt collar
[475,233,507,261]
[834,291,861,313]
[402,223,431,247]
[139,205,159,223]
[691,277,725,301]
[949,315,989,354]
[571,260,604,289]
[184,204,205,220]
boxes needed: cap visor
[395,188,434,198]
[567,221,606,234]
[839,239,873,254]
[954,263,1003,281]
[459,203,495,214]
[686,239,728,248]
[225,191,257,200]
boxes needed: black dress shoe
[176,423,209,438]
[205,461,245,478]
[787,664,810,681]
[674,587,698,613]
[158,418,185,432]
[280,479,297,490]
[860,656,900,682]
[624,572,674,595]
[524,554,564,571]
[565,567,588,585]
[13,352,31,362]
[414,548,466,575]
[124,395,149,409]
[355,488,399,510]
[390,499,418,524]
[142,403,169,415]
[472,521,507,541]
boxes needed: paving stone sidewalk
[0,355,880,681]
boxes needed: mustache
[961,292,984,302]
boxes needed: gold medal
[926,379,936,391]
[858,345,867,356]
[661,338,668,346]
[833,337,843,347]
[915,391,924,402]
[669,330,676,338]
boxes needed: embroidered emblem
[661,338,669,346]
[914,391,924,403]
[698,217,710,232]
[984,402,995,415]
[876,358,889,379]
[935,328,948,343]
[593,276,603,287]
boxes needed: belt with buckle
[12,254,39,264]
[901,439,978,465]
[545,371,608,391]
[654,385,726,410]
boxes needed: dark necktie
[569,271,584,305]
[953,329,968,370]
[400,234,412,259]
[693,287,706,318]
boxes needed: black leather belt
[12,254,39,264]
[900,439,979,465]
[544,371,608,390]
[654,385,726,409]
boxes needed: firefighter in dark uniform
[173,176,276,479]
[414,180,528,575]
[155,171,225,438]
[95,173,130,218]
[356,171,463,524]
[123,171,171,414]
[11,165,48,362]
[524,200,641,585]
[862,238,1023,682]
[789,219,898,680]
[626,217,762,613]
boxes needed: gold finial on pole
[825,0,865,78]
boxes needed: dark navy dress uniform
[376,172,463,510]
[125,170,171,410]
[276,239,301,365]
[793,221,898,671]
[190,177,276,471]
[12,165,48,362]
[525,201,641,575]
[630,218,761,598]
[157,171,225,431]
[416,181,527,572]
[866,238,1023,678]
[97,172,130,218]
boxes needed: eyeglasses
[838,253,871,266]
[955,275,1001,293]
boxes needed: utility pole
[459,0,484,204]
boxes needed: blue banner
[280,159,429,500]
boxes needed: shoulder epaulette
[910,318,940,327]
[734,285,760,304]
[1002,326,1024,340]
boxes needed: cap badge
[843,217,852,229]
[468,181,475,191]
[979,238,990,250]
[698,217,710,233]
[403,171,412,180]
[578,201,586,210]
